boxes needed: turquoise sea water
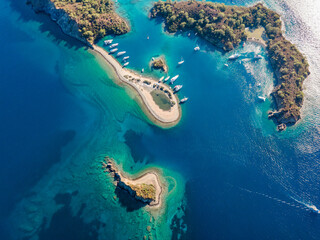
[1,0,320,239]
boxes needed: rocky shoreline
[27,0,90,46]
[102,157,163,207]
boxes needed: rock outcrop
[102,157,157,205]
[26,0,90,46]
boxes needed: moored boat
[159,76,164,82]
[164,76,170,82]
[258,96,266,102]
[123,56,129,61]
[104,39,113,45]
[228,53,240,60]
[180,97,188,104]
[123,62,129,67]
[173,85,183,92]
[253,54,263,60]
[194,46,200,51]
[110,48,118,53]
[109,43,119,48]
[117,51,126,57]
[170,75,179,84]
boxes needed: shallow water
[1,0,320,239]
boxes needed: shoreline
[91,45,181,128]
[103,158,165,209]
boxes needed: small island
[151,1,310,129]
[150,56,168,72]
[102,157,163,207]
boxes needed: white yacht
[110,48,118,53]
[170,75,179,84]
[258,96,266,102]
[123,56,129,61]
[141,68,144,73]
[180,97,188,104]
[109,43,119,48]
[104,39,113,45]
[173,85,183,92]
[164,76,170,82]
[224,63,229,67]
[194,46,200,51]
[228,53,240,60]
[117,51,126,56]
[178,58,184,65]
[123,62,129,67]
[159,76,164,82]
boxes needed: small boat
[242,42,246,47]
[309,205,320,214]
[109,43,119,48]
[188,33,191,37]
[253,54,263,60]
[180,97,188,104]
[228,53,240,60]
[123,62,129,67]
[123,56,129,61]
[109,48,118,53]
[224,64,229,67]
[170,75,179,84]
[147,36,149,40]
[194,46,200,51]
[117,51,126,57]
[141,68,144,73]
[104,39,113,45]
[159,76,164,82]
[258,96,266,102]
[173,85,183,92]
[178,58,184,65]
[164,76,170,82]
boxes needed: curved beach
[91,45,181,127]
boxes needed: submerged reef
[151,1,310,129]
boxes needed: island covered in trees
[28,0,129,44]
[151,1,310,129]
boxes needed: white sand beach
[91,45,181,127]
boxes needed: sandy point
[91,45,182,128]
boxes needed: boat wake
[237,186,319,213]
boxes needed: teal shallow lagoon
[1,0,320,239]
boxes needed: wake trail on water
[235,185,319,213]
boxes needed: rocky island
[102,157,163,207]
[151,1,310,129]
[150,56,168,72]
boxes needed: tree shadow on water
[115,187,147,212]
[9,1,86,50]
[36,192,103,240]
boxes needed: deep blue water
[1,0,320,239]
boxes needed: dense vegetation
[52,0,129,43]
[129,183,156,201]
[151,1,310,126]
[151,57,167,72]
